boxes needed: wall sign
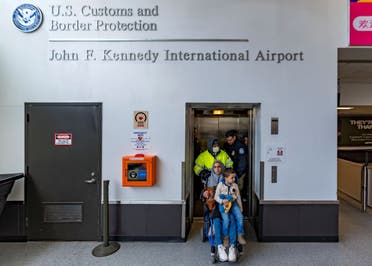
[338,117,372,146]
[45,2,305,65]
[133,111,148,129]
[130,130,151,151]
[266,144,286,163]
[54,133,72,146]
[350,0,372,46]
[13,4,43,33]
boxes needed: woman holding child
[201,160,246,262]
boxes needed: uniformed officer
[223,130,247,191]
[194,138,233,182]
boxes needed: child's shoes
[238,234,247,245]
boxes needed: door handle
[84,178,96,184]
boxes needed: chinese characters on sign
[350,0,372,45]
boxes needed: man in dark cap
[223,130,248,194]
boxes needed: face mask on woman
[212,146,220,153]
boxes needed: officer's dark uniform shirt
[223,139,247,177]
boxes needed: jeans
[212,213,237,246]
[219,201,244,237]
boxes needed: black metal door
[25,103,102,240]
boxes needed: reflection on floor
[0,200,371,266]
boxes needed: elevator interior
[193,110,251,217]
[184,103,260,233]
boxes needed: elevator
[184,103,260,236]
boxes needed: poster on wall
[338,117,372,146]
[133,111,149,129]
[130,130,151,151]
[350,0,372,46]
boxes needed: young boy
[214,168,246,247]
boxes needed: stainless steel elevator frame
[184,103,261,229]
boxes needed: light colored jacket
[214,180,243,212]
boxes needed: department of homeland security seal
[13,4,43,33]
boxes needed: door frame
[24,102,102,240]
[184,103,261,225]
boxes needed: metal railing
[361,163,371,213]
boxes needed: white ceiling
[338,48,372,114]
[338,48,372,83]
[338,62,372,83]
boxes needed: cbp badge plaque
[13,4,43,33]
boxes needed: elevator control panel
[122,154,156,186]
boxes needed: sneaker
[238,234,247,245]
[237,243,244,255]
[210,246,216,256]
[228,245,237,262]
[223,236,230,247]
[217,244,228,262]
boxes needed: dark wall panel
[257,203,339,242]
[262,205,299,236]
[146,205,181,237]
[109,204,183,241]
[299,205,338,237]
[0,201,26,241]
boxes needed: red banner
[350,1,372,45]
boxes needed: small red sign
[54,133,72,146]
[350,2,372,46]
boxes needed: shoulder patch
[239,148,245,154]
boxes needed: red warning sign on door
[54,133,72,146]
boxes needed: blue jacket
[223,139,247,177]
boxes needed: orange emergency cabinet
[122,154,156,187]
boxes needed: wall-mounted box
[122,154,156,187]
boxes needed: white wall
[0,0,347,201]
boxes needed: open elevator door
[184,103,259,230]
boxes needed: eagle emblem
[13,4,43,32]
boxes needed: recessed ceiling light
[212,110,224,115]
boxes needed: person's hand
[224,201,232,213]
[222,199,228,204]
[225,195,232,201]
